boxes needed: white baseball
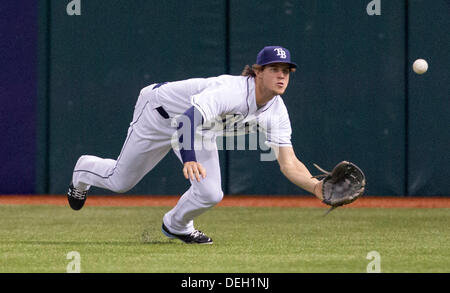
[413,59,428,75]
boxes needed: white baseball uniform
[72,74,292,234]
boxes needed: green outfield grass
[0,205,448,273]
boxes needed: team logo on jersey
[274,48,287,59]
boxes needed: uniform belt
[156,106,170,119]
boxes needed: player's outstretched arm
[276,146,323,200]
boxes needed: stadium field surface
[0,196,448,273]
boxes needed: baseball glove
[313,161,366,215]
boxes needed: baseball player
[68,46,324,244]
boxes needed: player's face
[260,63,291,95]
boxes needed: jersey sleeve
[190,86,242,123]
[176,106,204,163]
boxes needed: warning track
[0,195,449,208]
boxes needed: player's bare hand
[313,180,324,201]
[183,161,206,182]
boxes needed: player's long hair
[241,64,262,77]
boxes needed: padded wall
[228,0,406,196]
[33,0,450,196]
[45,0,226,194]
[407,0,450,196]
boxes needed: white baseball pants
[72,90,223,235]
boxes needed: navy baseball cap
[256,46,297,68]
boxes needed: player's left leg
[162,141,223,243]
[68,89,174,210]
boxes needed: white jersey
[140,75,292,147]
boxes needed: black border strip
[0,273,446,291]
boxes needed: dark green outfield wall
[227,0,406,195]
[36,0,450,196]
[38,0,227,195]
[407,0,450,196]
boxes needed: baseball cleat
[67,183,88,211]
[161,223,213,244]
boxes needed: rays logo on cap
[256,46,297,68]
[273,48,287,59]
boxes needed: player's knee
[74,155,93,169]
[193,183,223,205]
[209,189,224,205]
[197,185,223,205]
[113,186,131,194]
[110,180,135,194]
